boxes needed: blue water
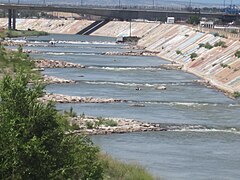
[11,34,240,179]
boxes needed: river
[12,34,240,179]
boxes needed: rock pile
[34,59,85,68]
[69,116,167,135]
[104,51,159,56]
[40,93,125,104]
[42,75,75,84]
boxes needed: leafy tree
[187,15,200,25]
[0,73,103,179]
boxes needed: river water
[13,34,240,179]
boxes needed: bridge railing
[0,2,226,14]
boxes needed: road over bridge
[0,3,238,30]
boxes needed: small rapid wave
[27,40,117,45]
[57,40,117,45]
[163,124,240,134]
[84,81,161,87]
[129,100,240,108]
[87,66,162,71]
[82,80,199,88]
[43,52,98,56]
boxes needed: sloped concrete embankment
[93,22,240,94]
[0,18,94,34]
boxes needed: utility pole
[189,0,192,8]
[153,0,155,8]
[129,20,131,37]
[118,0,120,8]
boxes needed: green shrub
[0,73,103,179]
[176,50,182,55]
[231,30,238,34]
[214,41,227,48]
[0,30,48,38]
[96,117,118,127]
[64,107,77,117]
[86,121,94,129]
[233,91,240,98]
[187,15,200,25]
[235,50,240,58]
[199,43,205,48]
[190,53,198,59]
[100,154,155,180]
[204,42,213,49]
[220,63,230,68]
[0,45,40,80]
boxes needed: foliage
[199,42,213,49]
[214,41,227,48]
[190,53,198,59]
[64,106,77,117]
[0,30,48,38]
[235,50,240,58]
[220,63,231,69]
[100,154,155,180]
[0,45,40,80]
[176,50,182,55]
[204,42,213,49]
[0,73,103,179]
[230,30,238,34]
[187,15,200,25]
[96,117,118,127]
[199,43,205,48]
[233,91,240,98]
[86,121,94,129]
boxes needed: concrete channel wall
[0,18,94,34]
[93,21,240,93]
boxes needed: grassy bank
[0,45,40,80]
[100,154,156,180]
[0,29,48,38]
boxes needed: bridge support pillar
[8,9,17,30]
[12,9,16,30]
[8,9,12,30]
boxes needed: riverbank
[0,29,48,39]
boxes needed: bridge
[0,3,238,30]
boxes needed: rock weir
[42,75,75,84]
[40,93,125,104]
[34,59,85,68]
[68,116,167,135]
[104,51,159,56]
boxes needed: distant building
[167,17,175,24]
[200,21,214,29]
